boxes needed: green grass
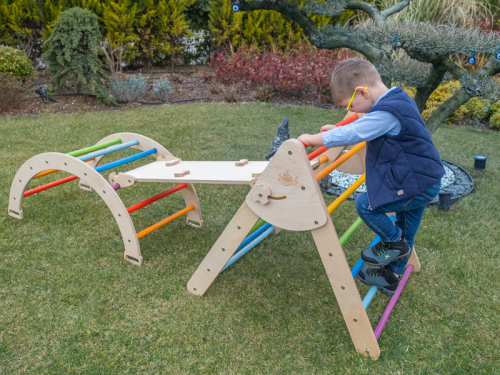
[1,103,499,374]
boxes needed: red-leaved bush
[204,42,352,100]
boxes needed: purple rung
[112,183,121,191]
[373,264,414,340]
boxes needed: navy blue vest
[365,87,445,209]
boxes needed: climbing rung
[127,183,187,213]
[32,138,122,179]
[24,148,157,197]
[373,264,414,340]
[137,205,195,239]
[76,140,139,162]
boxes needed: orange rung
[33,158,96,179]
[137,205,195,239]
[315,142,366,182]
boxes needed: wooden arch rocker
[8,133,202,266]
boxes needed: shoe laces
[372,241,390,256]
[367,267,384,277]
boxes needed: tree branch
[381,0,412,18]
[344,1,383,23]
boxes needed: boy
[298,59,444,296]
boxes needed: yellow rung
[327,174,366,215]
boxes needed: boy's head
[330,59,385,113]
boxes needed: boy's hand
[298,134,324,147]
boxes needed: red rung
[304,113,359,158]
[127,183,187,213]
[24,175,79,197]
[308,146,328,161]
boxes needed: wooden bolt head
[251,184,271,205]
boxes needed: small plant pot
[474,155,487,170]
[438,191,452,209]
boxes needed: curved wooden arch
[8,152,144,266]
[82,132,202,228]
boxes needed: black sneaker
[357,265,400,296]
[360,237,410,267]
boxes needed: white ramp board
[122,160,269,185]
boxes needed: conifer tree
[208,0,242,53]
[102,0,138,73]
[68,0,108,19]
[0,0,13,45]
[135,0,158,69]
[241,11,302,50]
[6,0,43,62]
[40,0,65,42]
[44,7,112,101]
[157,0,195,70]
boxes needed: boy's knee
[355,193,369,215]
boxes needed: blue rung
[95,148,157,173]
[78,140,139,162]
[235,222,273,254]
[362,286,378,309]
[221,226,275,273]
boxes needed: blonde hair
[330,59,383,105]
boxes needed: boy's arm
[301,111,401,149]
[298,112,365,147]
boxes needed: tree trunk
[425,89,470,134]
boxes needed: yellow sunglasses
[346,87,368,111]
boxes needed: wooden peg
[235,159,249,166]
[174,170,190,177]
[165,159,180,166]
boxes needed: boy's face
[338,87,372,113]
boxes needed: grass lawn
[1,103,499,374]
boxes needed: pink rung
[373,264,414,340]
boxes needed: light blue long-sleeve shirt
[321,86,401,148]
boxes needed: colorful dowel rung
[32,138,122,180]
[339,217,364,246]
[127,183,187,214]
[24,175,79,197]
[136,205,195,239]
[76,140,139,162]
[308,146,328,161]
[24,148,157,197]
[327,174,365,214]
[315,142,366,182]
[373,264,414,340]
[236,222,273,253]
[95,148,157,173]
[67,138,122,157]
[362,286,378,309]
[221,225,275,273]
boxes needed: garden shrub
[110,74,147,102]
[150,77,172,102]
[0,73,26,113]
[0,45,34,79]
[489,111,500,130]
[43,7,112,102]
[207,42,351,99]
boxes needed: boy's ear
[357,87,370,99]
